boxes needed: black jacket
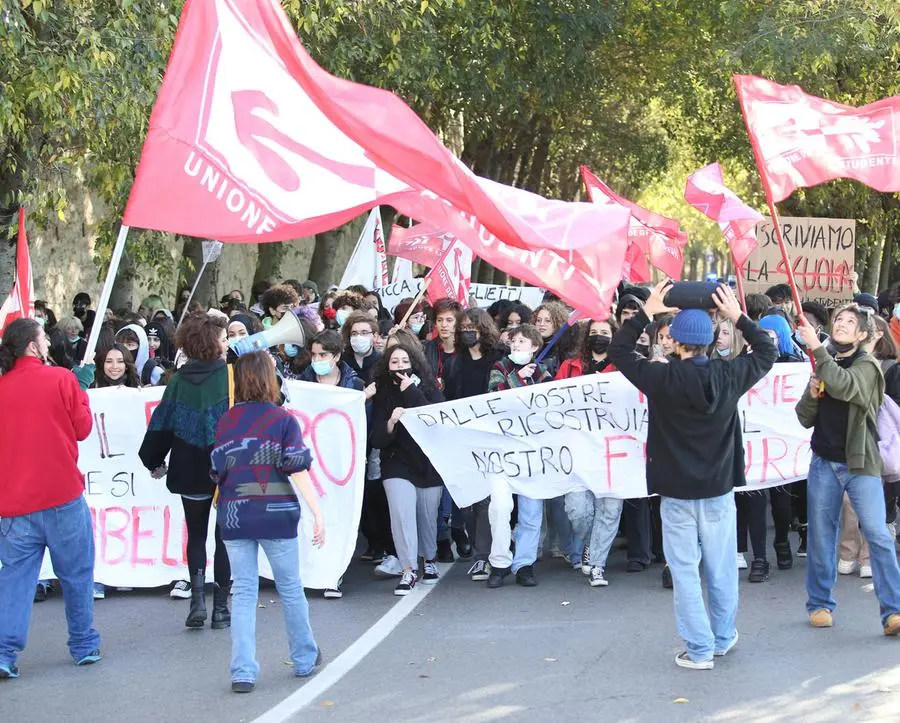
[423,339,460,393]
[607,309,777,500]
[370,382,444,487]
[341,349,381,386]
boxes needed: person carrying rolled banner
[795,304,900,635]
[608,280,776,670]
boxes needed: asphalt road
[5,537,900,723]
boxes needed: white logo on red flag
[734,75,900,202]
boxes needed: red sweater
[0,357,93,516]
[555,357,617,379]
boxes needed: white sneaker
[860,564,873,579]
[888,522,897,541]
[92,584,105,600]
[170,580,192,599]
[674,651,713,670]
[581,547,591,574]
[838,559,858,575]
[589,566,608,587]
[737,552,748,570]
[375,555,402,578]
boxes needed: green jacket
[795,345,884,476]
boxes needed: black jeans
[181,496,230,586]
[360,479,395,555]
[736,491,768,559]
[623,498,652,565]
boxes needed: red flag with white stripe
[0,208,35,333]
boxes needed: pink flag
[734,75,900,202]
[0,208,34,334]
[389,222,472,305]
[581,166,687,279]
[684,162,763,268]
[121,0,631,316]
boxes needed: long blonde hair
[713,318,745,360]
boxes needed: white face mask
[893,303,900,320]
[336,309,351,327]
[509,350,532,366]
[350,335,372,355]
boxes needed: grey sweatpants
[383,478,442,570]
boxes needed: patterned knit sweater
[210,402,313,540]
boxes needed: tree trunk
[879,225,896,292]
[864,232,884,294]
[254,242,283,283]
[523,125,551,194]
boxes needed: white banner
[36,381,365,589]
[402,364,813,507]
[375,278,544,314]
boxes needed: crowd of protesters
[4,273,900,686]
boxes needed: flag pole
[177,260,211,327]
[82,224,130,365]
[731,253,747,312]
[734,77,813,367]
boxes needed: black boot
[211,582,231,630]
[185,573,207,628]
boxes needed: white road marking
[252,564,450,722]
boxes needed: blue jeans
[513,496,543,573]
[437,487,464,542]
[224,538,318,682]
[806,455,900,625]
[661,492,738,662]
[565,491,624,569]
[0,496,100,668]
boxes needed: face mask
[350,336,372,354]
[588,335,611,354]
[461,330,478,348]
[67,335,80,343]
[635,343,650,357]
[36,317,46,328]
[509,350,532,366]
[391,368,412,384]
[829,340,856,355]
[410,321,425,335]
[335,309,351,327]
[284,343,299,358]
[323,307,337,321]
[311,359,334,376]
[894,303,900,320]
[715,347,731,358]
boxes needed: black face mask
[828,340,856,355]
[635,343,650,357]
[460,330,478,348]
[391,368,412,384]
[588,335,611,354]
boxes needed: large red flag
[580,166,687,279]
[123,0,629,260]
[389,222,452,268]
[734,75,900,202]
[0,208,34,333]
[684,162,763,268]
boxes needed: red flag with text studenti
[684,162,763,268]
[580,166,687,279]
[122,0,631,317]
[0,208,34,333]
[734,75,900,202]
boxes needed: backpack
[877,360,900,481]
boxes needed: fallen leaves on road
[544,658,558,662]
[560,601,571,606]
[673,698,689,704]
[321,701,334,708]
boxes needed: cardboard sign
[744,217,856,308]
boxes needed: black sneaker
[232,681,255,693]
[360,547,376,562]
[626,560,648,573]
[34,584,48,603]
[75,650,102,666]
[580,546,591,574]
[394,569,418,596]
[797,527,808,557]
[324,578,343,599]
[487,566,511,589]
[436,540,455,563]
[774,542,793,570]
[0,663,19,680]
[749,558,770,582]
[422,560,440,584]
[468,560,490,581]
[515,565,538,587]
[662,565,673,589]
[452,528,473,559]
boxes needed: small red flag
[0,208,35,333]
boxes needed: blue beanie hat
[669,309,714,346]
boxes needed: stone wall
[2,179,362,318]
